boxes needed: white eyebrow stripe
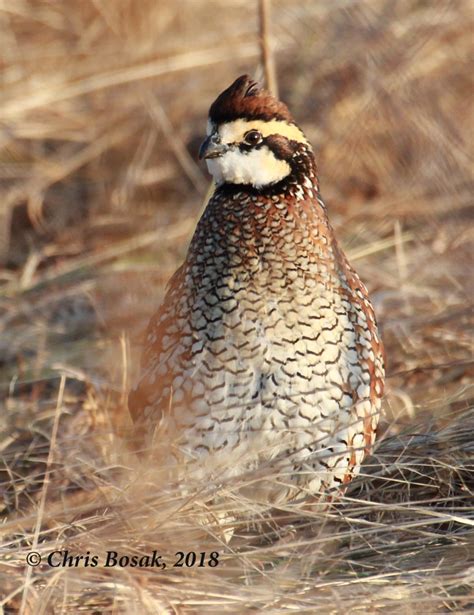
[217,119,310,147]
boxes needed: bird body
[129,75,384,501]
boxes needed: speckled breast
[135,180,384,496]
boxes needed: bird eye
[243,130,262,146]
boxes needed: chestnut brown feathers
[129,75,385,504]
[209,74,294,124]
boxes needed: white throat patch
[206,145,291,188]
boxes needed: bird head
[199,75,313,189]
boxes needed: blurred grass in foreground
[0,0,473,612]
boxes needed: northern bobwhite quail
[129,75,385,502]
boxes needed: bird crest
[209,74,294,124]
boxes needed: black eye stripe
[236,133,295,161]
[238,141,265,153]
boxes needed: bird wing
[128,263,187,429]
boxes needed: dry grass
[0,0,473,613]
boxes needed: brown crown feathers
[209,74,294,124]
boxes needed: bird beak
[199,134,228,160]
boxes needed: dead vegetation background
[0,0,473,613]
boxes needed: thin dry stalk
[258,0,278,96]
[19,376,65,615]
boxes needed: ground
[0,1,472,613]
